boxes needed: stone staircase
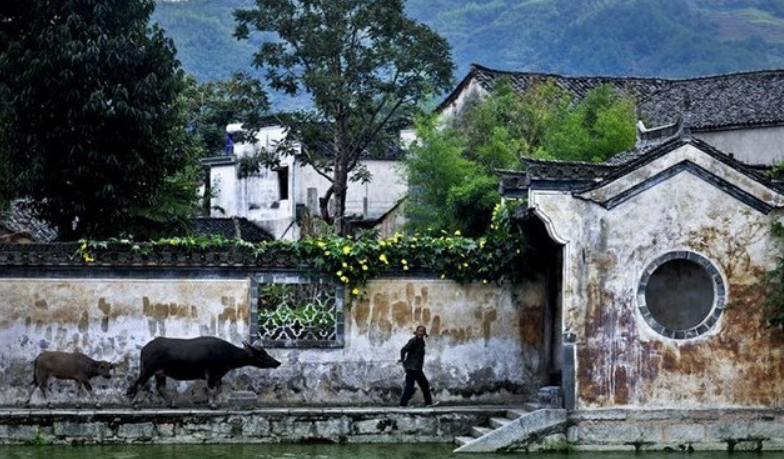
[454,406,532,447]
[453,387,567,453]
[453,406,567,453]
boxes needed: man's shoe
[426,401,440,407]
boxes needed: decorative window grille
[251,274,344,348]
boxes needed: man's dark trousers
[400,369,432,406]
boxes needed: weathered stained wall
[0,278,251,406]
[530,142,784,410]
[0,276,545,407]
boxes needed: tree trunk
[332,114,350,236]
[333,164,348,236]
[319,185,335,224]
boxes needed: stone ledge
[0,405,515,445]
[572,408,784,420]
[569,409,784,452]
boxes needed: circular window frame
[637,251,726,340]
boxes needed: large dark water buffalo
[126,336,281,408]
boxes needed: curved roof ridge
[520,157,615,167]
[470,63,784,83]
[469,63,673,83]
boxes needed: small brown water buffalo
[26,351,116,407]
[126,336,281,409]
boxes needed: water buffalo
[126,336,281,409]
[26,351,116,407]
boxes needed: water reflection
[0,445,765,459]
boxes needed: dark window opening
[277,167,289,201]
[638,252,724,340]
[647,261,715,333]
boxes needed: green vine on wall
[77,201,529,299]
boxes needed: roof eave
[693,120,784,133]
[201,156,237,166]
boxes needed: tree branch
[298,145,334,183]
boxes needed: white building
[203,123,407,240]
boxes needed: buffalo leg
[207,376,222,410]
[155,371,174,408]
[25,382,38,406]
[127,366,155,407]
[39,379,50,407]
[75,381,83,408]
[27,374,50,407]
[81,381,99,409]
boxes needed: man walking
[399,325,438,407]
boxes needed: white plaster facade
[207,124,408,240]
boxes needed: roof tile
[450,64,784,132]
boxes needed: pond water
[0,445,766,459]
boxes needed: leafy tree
[0,84,13,213]
[181,73,270,159]
[447,173,502,237]
[404,115,503,237]
[542,84,637,162]
[403,116,471,233]
[405,79,636,236]
[0,0,198,240]
[457,80,572,163]
[235,0,454,235]
[178,72,270,215]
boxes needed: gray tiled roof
[604,123,682,167]
[468,65,669,101]
[192,217,273,242]
[500,137,783,195]
[0,202,58,242]
[443,64,784,131]
[499,159,614,194]
[638,71,784,130]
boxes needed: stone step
[471,426,493,438]
[506,409,529,420]
[455,436,475,446]
[489,417,512,429]
[455,409,568,454]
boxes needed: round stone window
[637,251,725,340]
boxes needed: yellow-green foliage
[77,201,529,299]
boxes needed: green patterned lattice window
[256,280,343,347]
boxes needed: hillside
[153,0,784,107]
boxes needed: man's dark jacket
[400,337,425,371]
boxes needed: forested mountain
[153,0,784,106]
